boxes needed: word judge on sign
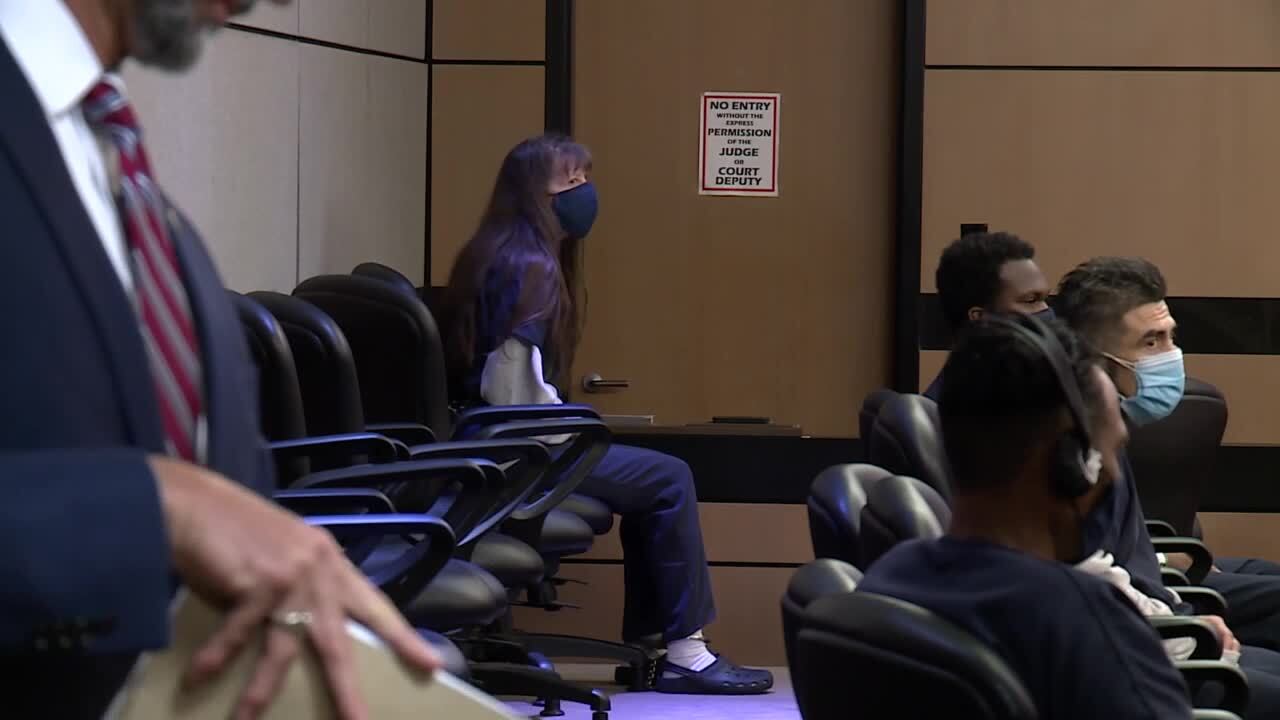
[698,92,780,197]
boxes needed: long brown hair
[443,134,592,393]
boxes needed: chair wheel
[592,713,609,720]
[538,697,565,717]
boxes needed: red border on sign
[700,94,779,194]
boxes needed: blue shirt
[860,537,1191,720]
[461,258,555,407]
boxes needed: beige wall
[124,0,429,293]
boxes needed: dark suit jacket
[0,38,274,715]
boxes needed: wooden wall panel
[124,31,300,293]
[573,0,899,437]
[927,1,1280,68]
[922,70,1280,297]
[580,503,813,564]
[429,65,545,284]
[511,564,792,666]
[433,0,545,61]
[233,0,299,34]
[299,49,428,284]
[1200,513,1280,561]
[301,0,426,58]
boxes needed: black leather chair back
[228,291,307,442]
[859,474,949,568]
[780,559,862,676]
[352,262,418,297]
[247,291,367,438]
[868,393,953,499]
[859,388,899,443]
[293,275,454,440]
[1127,378,1228,536]
[807,463,893,566]
[794,591,1038,720]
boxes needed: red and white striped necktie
[82,80,205,462]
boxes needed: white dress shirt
[0,0,132,291]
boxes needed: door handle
[582,373,630,393]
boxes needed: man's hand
[151,456,440,720]
[1198,614,1241,654]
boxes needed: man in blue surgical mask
[925,231,1055,401]
[1058,256,1280,653]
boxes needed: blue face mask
[1115,347,1186,427]
[552,182,599,239]
[1031,306,1056,321]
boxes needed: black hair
[939,315,1100,492]
[935,232,1037,331]
[1054,256,1167,348]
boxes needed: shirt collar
[0,0,105,119]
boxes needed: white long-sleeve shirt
[480,338,571,444]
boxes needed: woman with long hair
[443,134,772,695]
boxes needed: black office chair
[1128,378,1228,538]
[858,388,899,444]
[858,473,950,569]
[795,590,1039,719]
[806,463,891,568]
[779,558,862,675]
[236,291,615,717]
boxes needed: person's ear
[967,306,984,323]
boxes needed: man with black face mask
[861,314,1193,719]
[925,231,1055,401]
[1058,257,1280,652]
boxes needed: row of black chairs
[229,264,655,719]
[784,389,1245,719]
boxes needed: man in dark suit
[0,1,437,717]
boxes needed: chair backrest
[1127,377,1228,536]
[227,291,307,442]
[807,463,893,566]
[859,474,950,568]
[780,559,862,675]
[247,291,367,437]
[352,262,418,297]
[293,275,454,440]
[868,393,953,499]
[793,591,1038,720]
[859,388,899,443]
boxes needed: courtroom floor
[501,665,799,720]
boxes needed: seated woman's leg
[574,444,773,694]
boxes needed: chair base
[468,662,611,720]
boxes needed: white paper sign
[699,92,780,197]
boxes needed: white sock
[665,630,716,672]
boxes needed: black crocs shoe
[654,654,774,695]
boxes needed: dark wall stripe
[919,293,1280,355]
[927,64,1280,73]
[424,0,434,284]
[615,432,861,505]
[545,0,574,135]
[227,22,427,63]
[619,432,1280,514]
[892,0,926,393]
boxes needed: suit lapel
[0,41,164,450]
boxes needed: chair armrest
[473,418,612,520]
[453,403,601,439]
[1177,660,1250,716]
[1168,586,1229,616]
[274,488,395,515]
[306,514,455,606]
[294,458,501,548]
[270,433,405,469]
[1151,537,1214,584]
[1193,711,1243,720]
[1163,567,1191,587]
[1149,616,1222,660]
[1146,519,1178,538]
[406,439,551,538]
[367,422,436,446]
